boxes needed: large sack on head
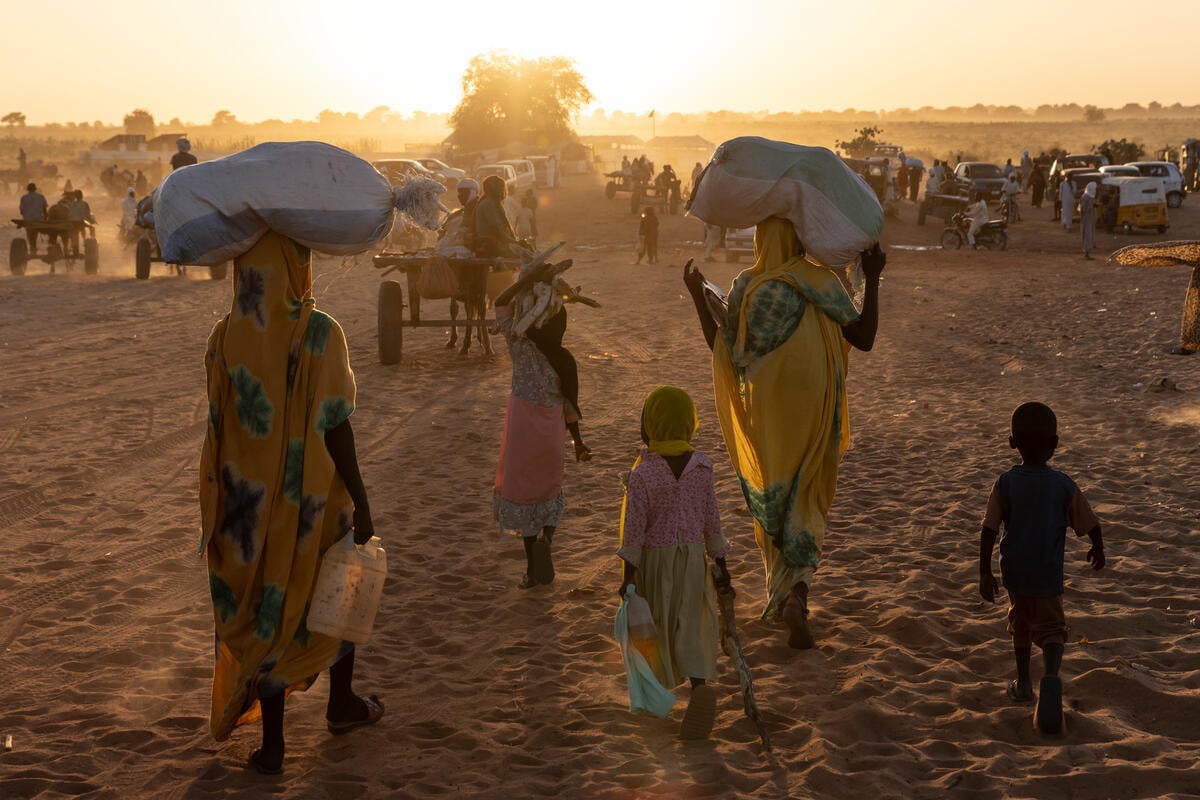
[152,141,438,265]
[688,137,884,267]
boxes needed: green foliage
[123,108,155,136]
[450,51,593,152]
[1092,138,1145,165]
[2,111,26,127]
[836,126,884,158]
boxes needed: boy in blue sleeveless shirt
[979,402,1104,734]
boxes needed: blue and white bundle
[152,141,445,265]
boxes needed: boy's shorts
[1007,594,1067,648]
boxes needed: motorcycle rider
[964,191,989,248]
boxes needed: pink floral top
[617,449,729,567]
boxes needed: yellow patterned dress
[199,232,358,741]
[711,218,859,620]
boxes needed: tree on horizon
[450,51,592,152]
[123,109,155,137]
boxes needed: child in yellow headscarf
[618,386,730,739]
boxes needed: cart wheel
[917,204,927,226]
[9,237,28,275]
[210,262,228,280]
[135,237,151,280]
[997,232,1008,251]
[1122,222,1133,235]
[84,238,99,275]
[378,280,405,365]
[940,229,964,249]
[605,181,617,200]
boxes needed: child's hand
[979,569,999,603]
[1087,545,1105,571]
[574,441,592,462]
[713,563,732,591]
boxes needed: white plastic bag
[689,136,884,267]
[614,586,675,718]
[152,141,438,265]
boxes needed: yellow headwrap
[620,386,699,548]
[641,385,697,456]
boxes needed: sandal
[326,694,385,735]
[1007,679,1034,704]
[782,588,815,650]
[518,573,540,590]
[249,748,283,775]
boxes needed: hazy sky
[6,0,1195,125]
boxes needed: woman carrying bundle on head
[684,138,888,651]
[492,252,596,589]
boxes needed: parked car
[414,157,466,181]
[1098,165,1141,178]
[476,163,518,194]
[870,144,904,162]
[1126,161,1187,208]
[952,162,1007,201]
[372,158,438,187]
[496,159,536,192]
[1061,168,1106,197]
[1048,154,1109,193]
[524,155,556,188]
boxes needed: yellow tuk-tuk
[1099,176,1168,234]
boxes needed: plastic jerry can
[307,534,387,644]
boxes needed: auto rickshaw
[1098,176,1168,234]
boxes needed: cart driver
[18,183,48,254]
[66,190,96,256]
[171,138,198,171]
[435,178,479,257]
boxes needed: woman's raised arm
[683,260,718,351]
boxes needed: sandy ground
[1,174,1199,800]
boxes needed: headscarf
[457,178,479,203]
[640,386,697,456]
[1083,181,1098,199]
[724,217,859,370]
[618,385,698,545]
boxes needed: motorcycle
[940,212,1008,251]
